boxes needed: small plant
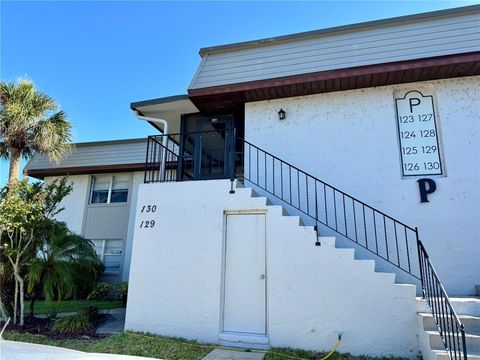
[45,301,62,319]
[52,314,93,334]
[87,282,110,300]
[113,282,128,306]
[80,306,99,323]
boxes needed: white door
[223,213,266,334]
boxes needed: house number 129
[139,220,155,228]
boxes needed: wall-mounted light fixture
[278,109,286,120]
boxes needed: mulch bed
[2,313,108,340]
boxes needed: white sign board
[395,91,443,177]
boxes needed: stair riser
[423,316,480,336]
[428,333,480,354]
[449,301,480,317]
[417,299,480,317]
[317,237,336,248]
[434,353,480,360]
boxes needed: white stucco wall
[244,76,480,296]
[44,175,90,235]
[126,180,419,358]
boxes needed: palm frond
[0,79,73,170]
[26,220,101,302]
[0,141,9,159]
[33,110,73,163]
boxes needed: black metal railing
[145,129,236,183]
[144,131,468,359]
[418,240,468,360]
[238,139,420,279]
[144,135,180,183]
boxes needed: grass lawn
[3,331,407,360]
[3,332,214,360]
[24,300,124,315]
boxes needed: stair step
[250,189,263,198]
[420,313,480,336]
[432,349,480,360]
[393,283,417,298]
[317,236,336,248]
[449,297,480,317]
[427,331,480,354]
[266,205,289,217]
[372,271,396,284]
[331,248,355,260]
[218,332,269,351]
[417,297,480,317]
[354,259,376,272]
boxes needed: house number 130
[140,205,157,213]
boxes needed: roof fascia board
[188,51,480,97]
[26,163,147,180]
[130,94,190,110]
[72,138,147,148]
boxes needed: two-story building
[26,5,480,360]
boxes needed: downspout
[134,111,169,181]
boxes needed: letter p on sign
[417,178,437,203]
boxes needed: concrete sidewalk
[0,340,161,360]
[202,349,265,360]
[96,308,125,335]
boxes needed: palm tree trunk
[8,147,21,187]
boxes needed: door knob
[260,274,265,279]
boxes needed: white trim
[106,176,113,204]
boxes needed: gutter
[134,110,169,181]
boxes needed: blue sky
[1,0,477,185]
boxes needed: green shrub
[87,282,110,300]
[73,260,105,299]
[80,306,99,322]
[113,282,128,306]
[45,301,61,319]
[52,314,93,334]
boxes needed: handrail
[241,138,417,232]
[417,240,467,360]
[237,138,419,279]
[144,131,468,359]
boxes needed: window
[90,175,129,204]
[92,239,123,274]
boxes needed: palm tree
[0,79,73,186]
[27,221,103,315]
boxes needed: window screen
[91,176,110,204]
[110,175,129,203]
[90,175,129,204]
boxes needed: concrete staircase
[230,183,418,355]
[242,184,411,285]
[239,182,476,359]
[417,297,480,359]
